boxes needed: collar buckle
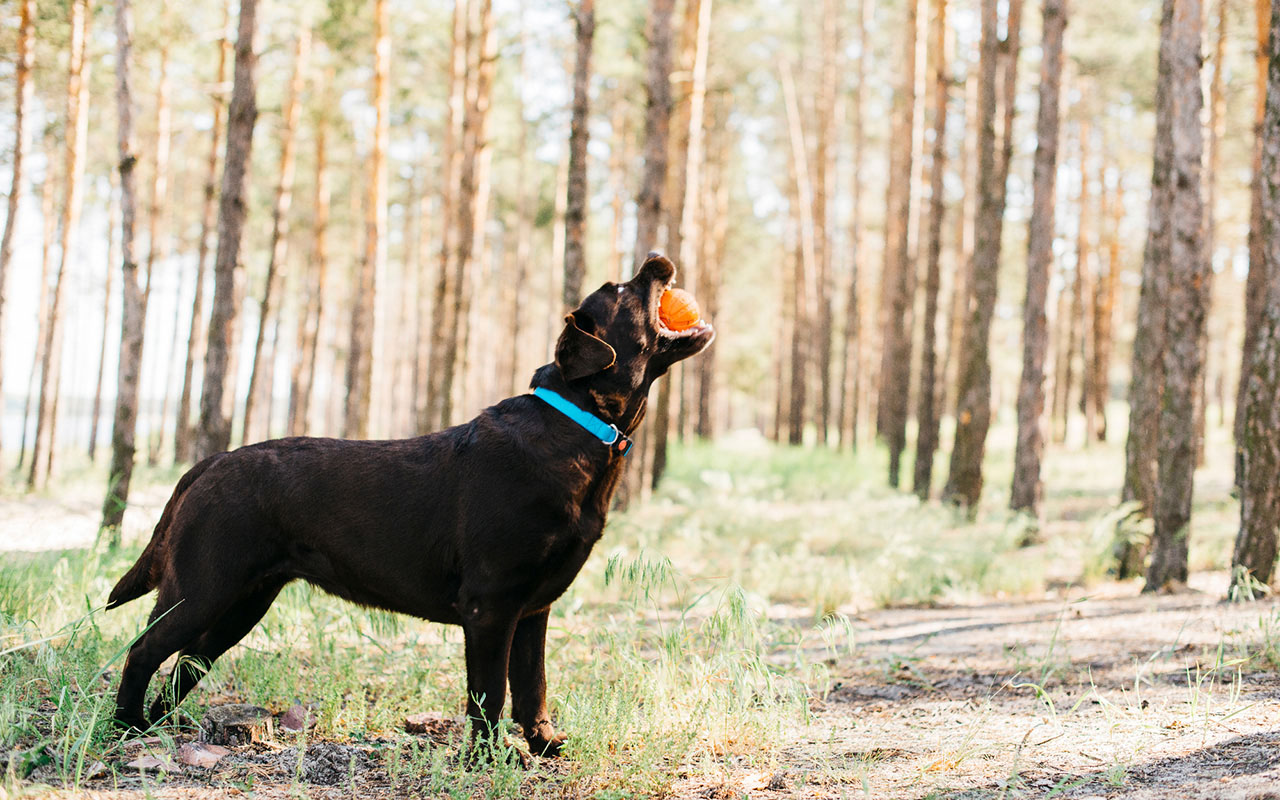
[610,426,634,457]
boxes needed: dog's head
[553,252,715,395]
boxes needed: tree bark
[423,0,468,433]
[913,0,951,500]
[29,0,90,489]
[780,57,819,448]
[1090,168,1121,442]
[562,0,594,309]
[1236,0,1274,490]
[195,0,260,461]
[344,0,389,439]
[942,64,979,422]
[880,0,921,486]
[101,0,141,540]
[1197,0,1228,465]
[0,0,35,461]
[1059,124,1090,445]
[812,0,838,447]
[244,30,310,444]
[287,87,330,437]
[942,0,1023,511]
[1146,0,1207,593]
[1009,0,1066,515]
[1230,0,1280,594]
[89,177,120,461]
[142,45,173,464]
[175,5,230,464]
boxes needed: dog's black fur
[107,253,714,756]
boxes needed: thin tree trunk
[1009,0,1066,515]
[440,0,495,428]
[29,0,90,489]
[0,0,35,461]
[880,0,921,486]
[1059,124,1089,445]
[287,90,330,437]
[913,0,951,500]
[89,177,120,461]
[943,0,1024,511]
[617,0,674,510]
[344,0,388,439]
[942,64,978,420]
[608,105,631,283]
[1090,168,1121,442]
[175,5,230,464]
[839,0,873,452]
[195,0,259,461]
[19,165,56,470]
[654,0,712,488]
[1198,0,1228,465]
[1146,0,1207,592]
[142,45,173,464]
[1229,0,1280,594]
[244,30,310,444]
[423,0,468,433]
[695,110,728,438]
[562,0,594,309]
[780,58,819,448]
[1236,0,1274,490]
[101,0,141,540]
[813,0,838,446]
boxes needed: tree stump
[202,703,273,746]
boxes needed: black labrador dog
[107,252,714,756]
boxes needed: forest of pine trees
[1,0,1278,596]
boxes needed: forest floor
[2,420,1277,799]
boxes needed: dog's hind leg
[148,581,286,725]
[113,581,228,733]
[508,609,566,756]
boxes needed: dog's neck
[529,364,651,437]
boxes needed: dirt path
[697,572,1280,799]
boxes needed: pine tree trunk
[812,0,838,447]
[29,0,90,489]
[1009,0,1066,515]
[1198,0,1228,466]
[780,58,818,448]
[244,30,310,444]
[695,111,727,438]
[89,177,120,461]
[943,0,1023,511]
[913,0,951,500]
[562,0,594,309]
[19,166,56,470]
[1236,0,1274,490]
[0,0,35,461]
[287,92,330,437]
[439,0,495,428]
[344,0,388,439]
[1059,125,1089,445]
[101,0,141,540]
[175,7,230,464]
[1090,169,1122,442]
[1230,0,1280,594]
[423,0,468,433]
[1121,0,1177,534]
[654,0,712,488]
[838,0,872,452]
[195,0,259,461]
[142,45,173,465]
[942,65,979,421]
[880,0,921,486]
[1145,0,1207,592]
[617,0,674,509]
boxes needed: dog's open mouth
[653,278,713,339]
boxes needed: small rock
[203,703,274,746]
[767,771,789,790]
[404,711,455,738]
[177,742,230,769]
[126,754,178,773]
[279,704,318,732]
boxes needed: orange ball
[659,288,701,331]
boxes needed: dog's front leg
[509,609,567,757]
[460,605,519,755]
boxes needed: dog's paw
[113,714,150,737]
[525,731,568,758]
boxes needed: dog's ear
[555,312,617,382]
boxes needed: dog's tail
[106,454,223,610]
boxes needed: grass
[0,414,1273,797]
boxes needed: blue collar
[532,387,634,457]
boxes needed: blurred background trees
[0,0,1277,595]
